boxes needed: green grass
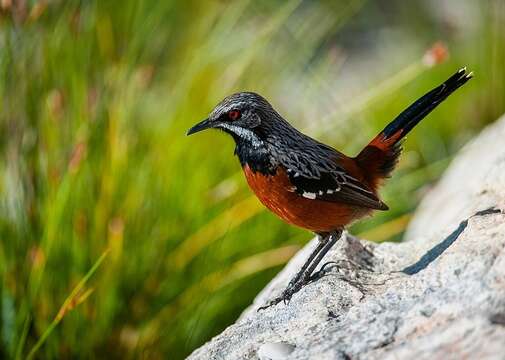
[0,0,504,358]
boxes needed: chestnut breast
[243,165,369,233]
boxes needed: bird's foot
[312,260,377,301]
[309,261,342,282]
[310,259,373,282]
[257,279,305,311]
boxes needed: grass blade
[26,249,109,360]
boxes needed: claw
[257,282,300,311]
[309,260,344,281]
[258,255,375,311]
[257,294,287,311]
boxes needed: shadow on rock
[402,207,501,275]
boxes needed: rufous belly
[243,165,370,233]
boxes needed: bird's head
[187,92,277,146]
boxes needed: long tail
[356,67,472,189]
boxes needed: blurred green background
[0,0,504,358]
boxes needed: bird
[187,68,472,309]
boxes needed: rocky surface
[188,116,505,360]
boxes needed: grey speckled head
[208,92,272,124]
[187,92,284,138]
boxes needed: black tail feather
[356,68,472,188]
[382,67,472,140]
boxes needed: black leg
[258,229,343,311]
[300,230,342,283]
[281,229,342,297]
[286,233,328,288]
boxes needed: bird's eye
[228,110,241,121]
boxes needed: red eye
[228,110,241,121]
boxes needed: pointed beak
[187,118,213,136]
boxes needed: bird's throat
[235,139,276,175]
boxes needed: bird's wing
[285,167,388,210]
[271,139,388,210]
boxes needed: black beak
[187,118,213,136]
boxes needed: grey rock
[188,116,505,360]
[257,342,296,360]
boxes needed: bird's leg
[258,230,343,311]
[285,233,329,288]
[295,229,342,287]
[258,235,329,311]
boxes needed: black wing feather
[286,167,388,210]
[265,125,388,210]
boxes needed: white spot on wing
[302,192,316,199]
